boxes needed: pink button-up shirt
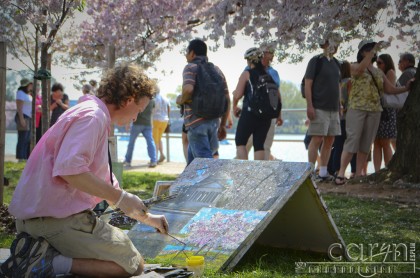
[9,96,119,219]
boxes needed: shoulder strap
[247,68,259,84]
[313,55,323,80]
[333,57,341,68]
[347,79,352,97]
[367,68,381,96]
[108,143,114,186]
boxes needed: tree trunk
[0,41,6,204]
[30,31,40,152]
[387,63,420,182]
[40,45,49,134]
[40,10,50,135]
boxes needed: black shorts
[235,110,271,151]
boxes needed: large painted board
[128,158,344,272]
[157,208,268,266]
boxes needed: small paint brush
[166,233,190,259]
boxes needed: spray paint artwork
[157,208,268,265]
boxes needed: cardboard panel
[128,158,344,272]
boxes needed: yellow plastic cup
[186,256,205,277]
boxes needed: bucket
[186,256,204,277]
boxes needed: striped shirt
[182,56,229,129]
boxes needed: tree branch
[45,0,73,49]
[20,25,35,66]
[9,40,34,71]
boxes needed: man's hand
[276,117,283,126]
[143,213,169,234]
[307,106,316,121]
[19,118,26,128]
[226,115,233,129]
[117,191,149,221]
[116,191,169,233]
[218,126,227,141]
[233,106,242,118]
[176,95,182,105]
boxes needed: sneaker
[1,232,33,277]
[26,242,57,278]
[148,162,157,168]
[123,161,131,167]
[1,233,57,278]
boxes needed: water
[5,132,307,163]
[5,132,376,173]
[115,133,308,163]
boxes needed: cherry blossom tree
[189,0,418,61]
[0,0,84,137]
[68,0,197,69]
[73,0,418,181]
[73,0,418,65]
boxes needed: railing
[5,107,307,162]
[115,108,307,162]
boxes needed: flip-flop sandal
[335,176,346,185]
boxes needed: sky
[6,15,413,101]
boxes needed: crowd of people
[14,39,415,176]
[14,80,96,162]
[4,37,416,276]
[302,39,414,185]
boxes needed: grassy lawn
[1,162,419,277]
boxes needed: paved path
[0,248,10,265]
[123,160,186,176]
[5,155,186,176]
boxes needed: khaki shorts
[344,109,381,153]
[308,109,341,136]
[16,210,142,274]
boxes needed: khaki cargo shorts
[16,210,142,274]
[308,109,341,136]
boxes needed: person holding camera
[335,40,412,185]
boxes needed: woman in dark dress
[50,82,69,126]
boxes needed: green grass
[2,162,26,205]
[1,162,419,277]
[122,171,177,199]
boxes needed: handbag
[367,69,389,121]
[382,91,408,109]
[15,113,30,131]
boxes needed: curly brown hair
[96,63,156,109]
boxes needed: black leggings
[235,110,271,151]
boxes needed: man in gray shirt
[397,53,416,88]
[304,40,341,180]
[124,100,157,167]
